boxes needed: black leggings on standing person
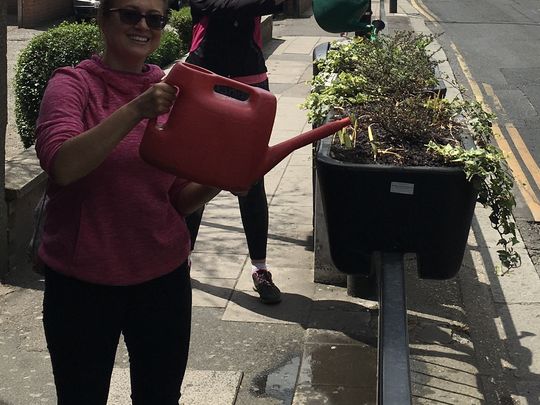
[42,262,192,405]
[185,79,270,260]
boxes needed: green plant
[304,32,440,126]
[145,28,182,66]
[303,32,520,270]
[14,21,183,148]
[427,102,520,270]
[168,6,193,55]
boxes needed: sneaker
[252,270,282,304]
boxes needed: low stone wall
[4,147,47,275]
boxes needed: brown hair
[97,0,169,26]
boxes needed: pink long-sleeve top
[35,55,191,286]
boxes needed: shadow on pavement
[457,216,540,403]
[2,260,44,291]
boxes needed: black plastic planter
[316,136,477,280]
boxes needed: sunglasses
[108,8,168,30]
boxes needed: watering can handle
[163,62,214,87]
[163,62,261,105]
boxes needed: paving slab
[272,101,310,133]
[312,284,378,310]
[272,82,311,98]
[192,278,237,308]
[463,247,540,304]
[223,290,312,325]
[497,302,540,376]
[190,253,246,279]
[270,129,311,145]
[293,342,377,405]
[282,37,322,55]
[469,204,520,248]
[267,59,311,84]
[409,340,484,403]
[261,243,316,270]
[108,368,242,405]
[515,380,540,404]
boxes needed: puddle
[250,341,379,404]
[297,344,377,404]
[252,356,301,404]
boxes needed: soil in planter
[331,127,452,166]
[330,101,464,167]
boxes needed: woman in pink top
[35,0,220,403]
[185,0,286,305]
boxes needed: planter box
[316,136,477,280]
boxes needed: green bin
[313,0,371,33]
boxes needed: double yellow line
[413,0,540,221]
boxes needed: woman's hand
[51,82,177,186]
[131,82,177,119]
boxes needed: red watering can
[139,62,350,191]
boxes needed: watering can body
[313,0,371,33]
[139,62,351,190]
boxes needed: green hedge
[14,21,184,148]
[146,28,182,66]
[14,22,101,148]
[168,6,193,56]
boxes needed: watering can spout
[258,117,351,177]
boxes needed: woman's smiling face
[99,0,167,72]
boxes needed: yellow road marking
[483,83,540,192]
[505,123,540,190]
[410,0,438,22]
[492,123,540,218]
[451,42,540,220]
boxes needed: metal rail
[312,0,410,399]
[377,252,412,404]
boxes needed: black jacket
[186,0,282,78]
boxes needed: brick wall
[19,0,72,28]
[8,0,17,15]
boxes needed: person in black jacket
[185,0,286,304]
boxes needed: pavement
[2,2,540,405]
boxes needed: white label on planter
[390,182,414,195]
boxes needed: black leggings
[186,179,269,260]
[42,263,192,405]
[185,79,270,261]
